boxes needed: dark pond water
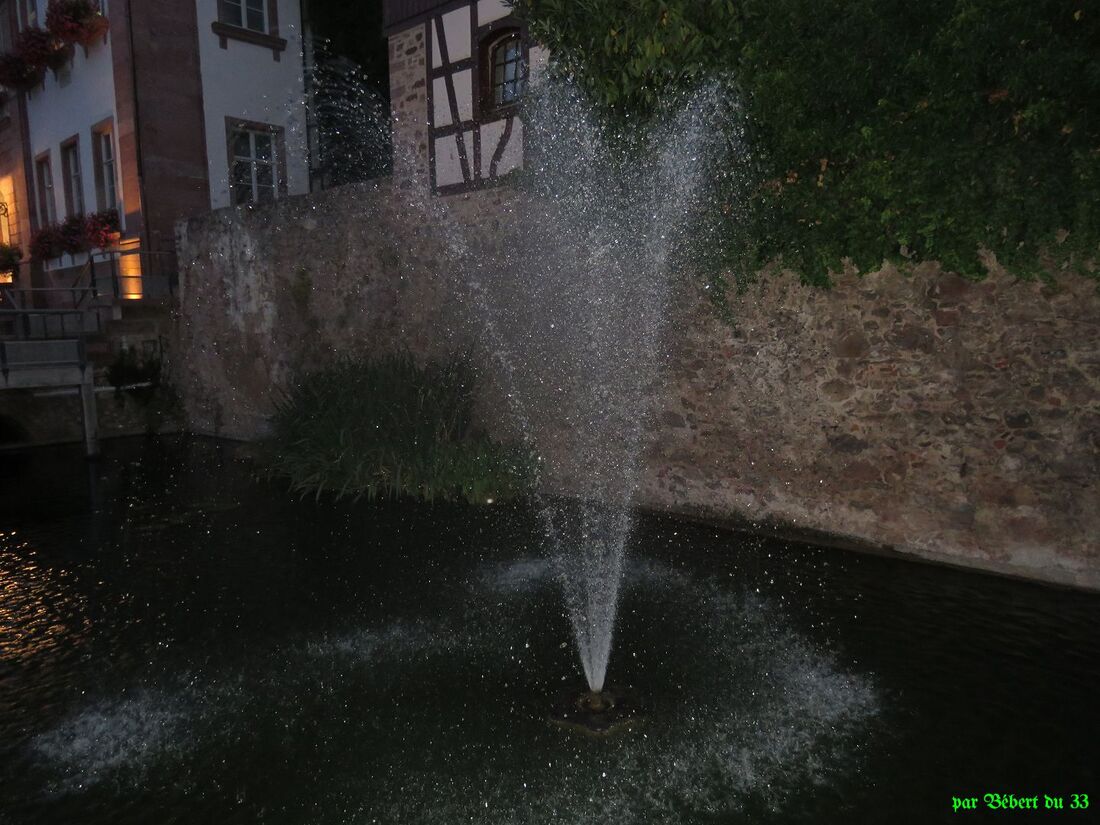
[0,437,1097,824]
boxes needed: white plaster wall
[477,0,511,26]
[194,0,309,210]
[24,0,117,225]
[529,44,549,82]
[432,69,473,127]
[479,118,522,177]
[434,131,475,187]
[441,7,470,61]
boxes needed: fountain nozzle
[549,684,641,736]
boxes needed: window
[229,126,277,205]
[61,140,84,216]
[486,31,527,110]
[212,0,285,59]
[35,154,55,227]
[91,125,117,211]
[0,2,12,53]
[220,0,266,32]
[17,0,36,30]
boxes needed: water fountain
[440,79,738,724]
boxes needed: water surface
[1,437,1096,823]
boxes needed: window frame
[219,0,266,33]
[0,0,13,53]
[478,28,528,119]
[60,136,84,217]
[34,151,55,228]
[17,0,36,31]
[213,0,286,59]
[90,119,118,212]
[225,117,287,207]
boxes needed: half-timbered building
[384,0,548,195]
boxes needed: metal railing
[0,337,87,390]
[0,304,102,339]
[0,246,177,341]
[88,248,178,302]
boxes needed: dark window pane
[232,160,252,186]
[254,134,272,161]
[222,0,243,27]
[256,163,273,187]
[246,6,264,31]
[256,185,275,204]
[489,35,525,109]
[232,131,251,159]
[233,183,253,205]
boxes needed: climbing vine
[512,0,1099,284]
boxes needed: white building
[384,0,547,195]
[0,0,310,289]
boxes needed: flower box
[47,0,110,48]
[0,53,45,92]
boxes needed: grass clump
[267,354,533,503]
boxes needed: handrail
[0,287,98,293]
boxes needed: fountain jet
[441,77,739,695]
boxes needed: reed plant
[267,354,533,503]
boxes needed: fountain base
[549,685,643,737]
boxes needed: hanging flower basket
[0,53,45,92]
[16,26,72,73]
[59,214,92,255]
[47,0,109,47]
[85,208,120,249]
[0,242,22,274]
[30,225,65,261]
[75,14,109,46]
[46,41,74,72]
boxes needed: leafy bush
[107,346,161,389]
[46,0,110,46]
[15,26,71,72]
[0,242,21,273]
[29,209,120,259]
[85,207,120,248]
[29,225,64,260]
[513,0,1099,284]
[106,346,162,407]
[59,214,89,254]
[267,354,534,503]
[0,53,44,91]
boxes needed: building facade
[0,0,310,290]
[383,0,547,195]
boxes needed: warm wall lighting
[118,237,143,300]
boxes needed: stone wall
[645,265,1099,590]
[388,24,430,192]
[0,384,181,449]
[172,180,509,438]
[172,184,1100,590]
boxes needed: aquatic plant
[266,354,533,503]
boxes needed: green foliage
[513,0,1100,284]
[0,242,21,273]
[107,346,161,386]
[266,354,534,504]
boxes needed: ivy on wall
[512,0,1099,285]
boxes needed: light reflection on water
[0,532,92,664]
